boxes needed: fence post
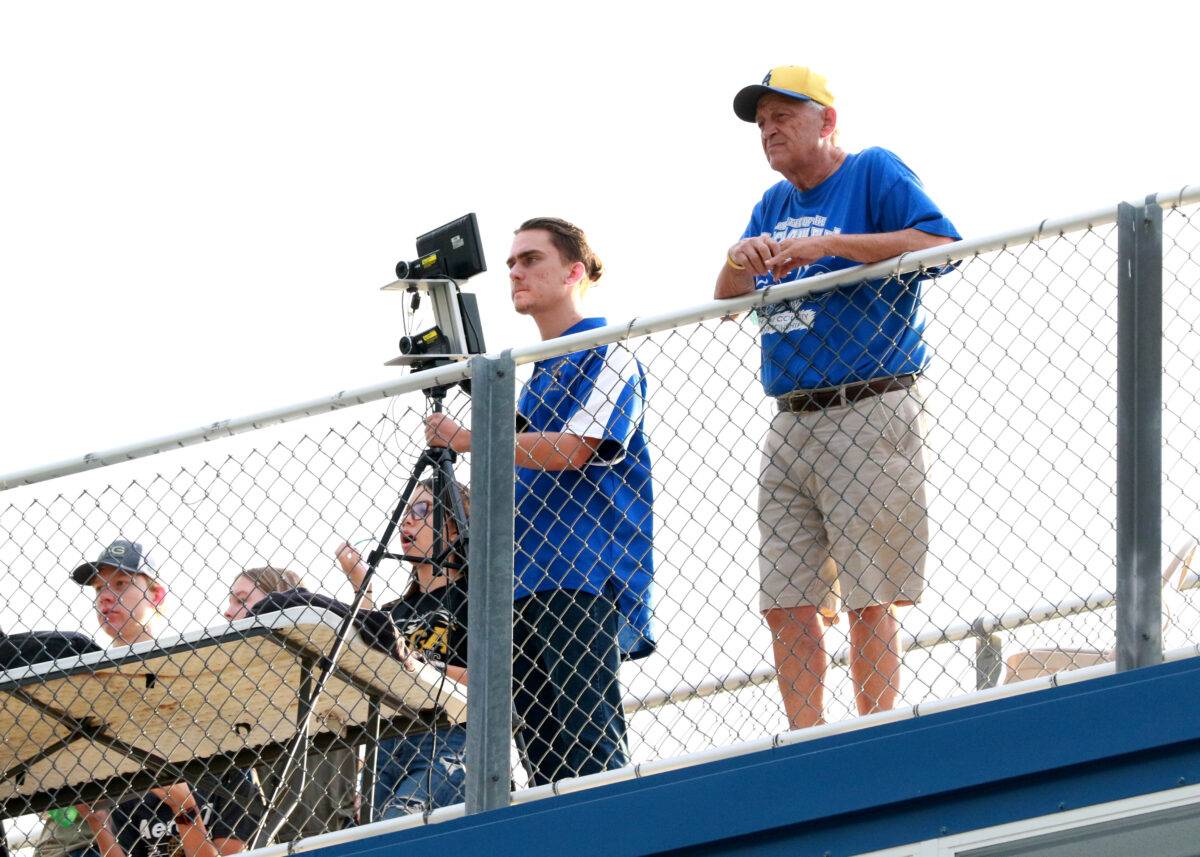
[1115,199,1163,672]
[972,621,1003,690]
[465,351,516,813]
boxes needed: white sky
[1,0,1196,475]
[0,2,1197,782]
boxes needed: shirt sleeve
[562,344,646,462]
[195,769,264,844]
[870,148,960,240]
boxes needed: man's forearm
[79,810,123,857]
[515,432,600,471]
[177,821,220,857]
[715,261,757,299]
[818,228,954,265]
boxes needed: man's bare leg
[764,605,827,729]
[848,604,900,715]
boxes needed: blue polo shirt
[514,317,655,660]
[742,147,959,395]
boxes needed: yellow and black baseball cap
[733,66,835,122]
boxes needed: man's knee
[847,603,899,625]
[764,605,826,644]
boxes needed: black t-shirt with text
[109,771,261,857]
[382,581,468,670]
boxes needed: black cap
[72,539,158,586]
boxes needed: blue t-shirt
[514,317,655,660]
[741,146,960,395]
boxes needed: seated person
[0,630,99,671]
[34,807,100,857]
[337,479,469,818]
[69,539,262,857]
[222,566,358,840]
[2,631,101,857]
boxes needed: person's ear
[821,106,838,139]
[148,582,167,607]
[565,260,586,287]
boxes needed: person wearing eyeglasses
[336,479,470,817]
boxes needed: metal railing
[0,185,1197,856]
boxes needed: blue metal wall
[315,656,1200,856]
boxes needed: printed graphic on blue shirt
[740,147,959,394]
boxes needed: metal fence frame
[1,184,1197,829]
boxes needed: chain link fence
[0,190,1197,854]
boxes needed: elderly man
[716,67,959,729]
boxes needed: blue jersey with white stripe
[514,317,655,660]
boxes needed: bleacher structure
[1,186,1198,856]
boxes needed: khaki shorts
[758,386,929,614]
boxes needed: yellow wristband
[726,253,746,271]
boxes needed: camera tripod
[250,383,469,846]
[365,388,470,586]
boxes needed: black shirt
[250,585,467,669]
[109,770,262,857]
[382,581,468,670]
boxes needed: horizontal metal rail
[3,184,1195,492]
[228,641,1200,857]
[623,565,1199,715]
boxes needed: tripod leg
[249,452,436,849]
[413,448,468,817]
[366,451,437,571]
[438,451,471,552]
[426,448,470,576]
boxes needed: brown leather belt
[776,374,918,413]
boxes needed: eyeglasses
[404,500,432,521]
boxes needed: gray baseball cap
[72,539,159,586]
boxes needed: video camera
[383,213,487,374]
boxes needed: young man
[70,539,262,857]
[424,218,654,784]
[717,67,959,729]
